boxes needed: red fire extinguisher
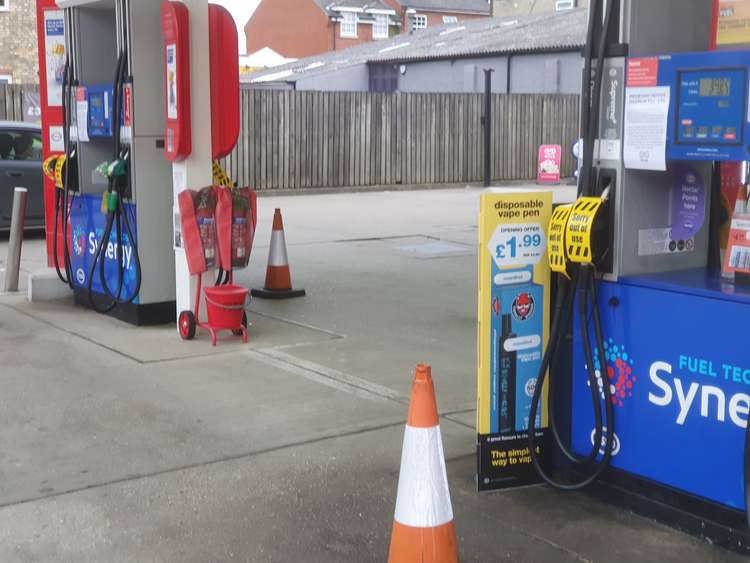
[178,186,218,275]
[230,188,256,269]
[195,187,217,270]
[215,186,257,272]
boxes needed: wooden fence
[0,85,37,122]
[1,85,581,189]
[222,90,580,190]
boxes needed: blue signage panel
[86,85,115,138]
[571,278,750,510]
[646,50,750,162]
[68,194,139,303]
[676,68,746,146]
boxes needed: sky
[215,0,262,55]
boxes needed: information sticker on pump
[166,44,178,121]
[723,215,750,274]
[121,83,132,144]
[566,197,603,264]
[75,86,89,143]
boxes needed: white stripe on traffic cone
[251,208,306,299]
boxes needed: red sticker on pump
[123,84,132,127]
[627,57,659,87]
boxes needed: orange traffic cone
[251,208,306,299]
[388,364,459,563]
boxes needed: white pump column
[171,0,213,319]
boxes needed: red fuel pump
[35,0,67,270]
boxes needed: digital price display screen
[700,77,731,97]
[677,67,746,146]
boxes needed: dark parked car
[0,121,44,231]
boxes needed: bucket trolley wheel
[232,311,248,338]
[178,310,197,340]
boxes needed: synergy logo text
[649,356,750,428]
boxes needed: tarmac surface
[0,186,745,562]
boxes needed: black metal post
[483,69,494,187]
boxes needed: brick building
[245,0,491,60]
[492,0,588,17]
[397,0,490,30]
[245,0,400,60]
[0,0,38,83]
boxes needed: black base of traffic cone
[251,287,306,300]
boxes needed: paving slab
[2,294,338,363]
[0,299,406,507]
[229,233,477,413]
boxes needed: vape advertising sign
[477,189,552,491]
[537,145,562,185]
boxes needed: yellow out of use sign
[566,197,603,264]
[548,204,572,277]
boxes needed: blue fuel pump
[56,0,175,326]
[531,0,750,553]
[568,49,750,547]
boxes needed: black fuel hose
[528,268,615,490]
[87,50,142,313]
[53,59,73,287]
[87,51,125,313]
[528,0,616,490]
[546,272,604,466]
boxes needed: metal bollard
[3,187,28,292]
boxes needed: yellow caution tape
[54,155,68,189]
[566,197,603,264]
[43,155,58,183]
[548,204,573,278]
[212,161,233,188]
[101,191,109,214]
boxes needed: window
[0,74,12,84]
[442,16,458,24]
[0,130,43,161]
[0,0,8,12]
[555,0,577,10]
[411,14,427,31]
[340,12,357,38]
[373,14,389,39]
[369,64,398,93]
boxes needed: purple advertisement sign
[671,166,705,241]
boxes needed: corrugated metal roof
[372,8,585,62]
[243,8,586,85]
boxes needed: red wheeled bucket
[204,285,248,329]
[178,282,249,346]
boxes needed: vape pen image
[499,314,517,434]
